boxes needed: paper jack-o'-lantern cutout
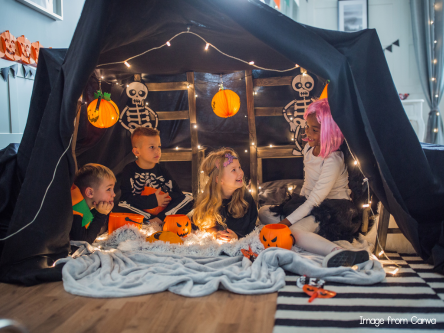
[17,35,33,65]
[87,90,120,128]
[260,224,295,250]
[211,87,240,118]
[0,30,20,61]
[31,41,42,66]
[141,187,171,216]
[146,231,184,245]
[163,214,192,237]
[108,212,144,234]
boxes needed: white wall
[291,0,439,137]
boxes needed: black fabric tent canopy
[1,0,443,284]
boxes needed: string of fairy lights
[96,28,400,272]
[430,5,441,135]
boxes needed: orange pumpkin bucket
[141,187,171,215]
[108,212,144,234]
[259,224,295,250]
[163,214,192,237]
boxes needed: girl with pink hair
[259,99,368,267]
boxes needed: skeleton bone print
[283,73,316,156]
[120,81,159,133]
[131,172,173,195]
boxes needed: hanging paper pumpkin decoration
[211,87,240,118]
[31,41,42,66]
[146,231,184,245]
[16,35,33,65]
[87,90,120,128]
[0,30,20,62]
[163,214,192,237]
[141,187,171,215]
[259,224,294,250]
[108,212,143,234]
[320,83,328,99]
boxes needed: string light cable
[0,105,82,241]
[97,29,299,73]
[344,138,400,270]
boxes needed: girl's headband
[208,153,238,176]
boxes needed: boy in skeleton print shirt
[117,127,193,225]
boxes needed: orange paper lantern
[163,214,192,237]
[87,91,120,128]
[141,187,171,215]
[108,212,144,234]
[320,83,328,100]
[211,89,240,118]
[146,231,184,244]
[260,224,294,250]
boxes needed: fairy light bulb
[252,142,254,145]
[378,250,384,256]
[363,204,370,208]
[166,41,171,46]
[194,124,197,128]
[295,64,299,68]
[198,145,201,149]
[259,186,261,189]
[354,160,358,165]
[434,128,439,133]
[434,59,438,64]
[205,43,209,50]
[269,144,273,148]
[195,94,198,98]
[391,268,399,275]
[126,84,129,87]
[249,189,252,192]
[176,147,179,150]
[124,61,130,67]
[101,76,104,79]
[249,61,254,65]
[245,150,248,153]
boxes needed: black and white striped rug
[274,253,444,332]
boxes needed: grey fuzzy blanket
[58,226,386,298]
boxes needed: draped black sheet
[1,0,443,285]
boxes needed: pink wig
[304,98,344,158]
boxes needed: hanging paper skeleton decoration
[16,35,33,65]
[120,81,159,133]
[283,71,316,156]
[0,30,20,62]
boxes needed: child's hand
[93,201,114,215]
[150,217,163,227]
[216,228,238,242]
[155,188,171,207]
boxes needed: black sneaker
[322,249,369,268]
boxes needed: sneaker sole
[323,250,369,268]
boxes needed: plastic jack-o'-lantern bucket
[141,187,171,215]
[163,214,192,237]
[260,224,295,250]
[108,212,144,234]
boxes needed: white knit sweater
[287,144,351,224]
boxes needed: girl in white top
[259,99,367,267]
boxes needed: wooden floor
[0,282,277,333]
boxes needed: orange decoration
[259,224,294,250]
[108,212,144,234]
[146,231,184,244]
[302,285,336,303]
[211,89,240,118]
[320,83,328,100]
[163,214,192,237]
[87,95,120,128]
[16,35,33,65]
[141,187,171,215]
[0,30,20,61]
[31,41,42,66]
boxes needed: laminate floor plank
[0,282,277,333]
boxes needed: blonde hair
[131,127,160,148]
[193,148,248,230]
[74,163,116,193]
